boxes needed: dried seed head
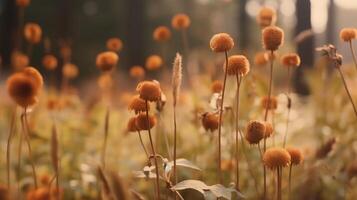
[145,55,163,71]
[286,147,303,165]
[281,53,301,67]
[127,117,139,132]
[257,7,276,28]
[172,53,183,106]
[7,72,38,107]
[210,33,234,52]
[136,81,162,102]
[339,28,356,42]
[263,147,291,169]
[262,26,284,51]
[96,51,119,72]
[128,95,148,114]
[225,55,250,76]
[245,120,265,145]
[135,112,157,130]
[261,96,278,110]
[106,37,123,52]
[97,74,113,90]
[153,26,171,42]
[201,112,219,132]
[62,63,78,79]
[16,0,30,7]
[24,23,42,44]
[254,52,269,66]
[11,51,29,71]
[171,13,191,30]
[264,122,274,138]
[211,80,223,93]
[130,65,145,80]
[42,54,58,70]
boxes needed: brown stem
[145,100,160,200]
[101,107,110,168]
[277,167,282,200]
[22,108,38,188]
[7,107,17,189]
[173,105,178,188]
[283,66,292,148]
[337,67,357,118]
[17,127,23,195]
[288,164,292,200]
[217,50,229,183]
[235,74,242,190]
[137,130,149,158]
[349,41,357,71]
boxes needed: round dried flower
[261,96,278,110]
[34,187,50,200]
[135,112,157,130]
[127,117,139,132]
[145,55,163,71]
[11,51,29,70]
[281,53,301,67]
[225,55,250,76]
[257,7,276,28]
[136,81,162,102]
[16,0,30,7]
[245,120,265,144]
[130,65,145,80]
[96,51,119,72]
[264,122,274,138]
[7,73,38,107]
[128,95,149,114]
[339,28,356,42]
[286,147,303,165]
[42,54,58,70]
[62,63,78,79]
[106,37,123,52]
[254,52,269,66]
[201,112,219,132]
[171,13,191,30]
[24,23,42,44]
[153,26,171,42]
[263,147,291,169]
[211,80,223,93]
[210,33,234,52]
[262,26,284,51]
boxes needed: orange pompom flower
[263,147,291,169]
[225,55,250,76]
[201,112,219,132]
[96,51,119,72]
[286,147,303,165]
[24,23,42,44]
[262,26,284,51]
[211,80,223,93]
[153,26,171,42]
[145,55,163,71]
[135,113,157,130]
[210,33,234,53]
[281,53,301,67]
[257,7,276,28]
[62,63,79,79]
[136,81,162,102]
[130,65,145,80]
[42,54,58,71]
[128,95,149,114]
[245,120,266,145]
[106,37,123,52]
[340,28,357,42]
[171,13,191,30]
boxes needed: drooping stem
[283,66,292,148]
[349,41,357,71]
[145,100,160,200]
[263,50,274,199]
[288,164,292,200]
[337,67,357,118]
[101,107,110,168]
[7,107,17,189]
[22,108,38,188]
[217,51,229,183]
[137,130,149,158]
[235,74,242,190]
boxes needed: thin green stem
[146,100,160,200]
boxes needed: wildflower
[264,122,274,138]
[339,28,356,42]
[42,54,58,70]
[261,96,278,110]
[97,74,113,90]
[281,53,301,67]
[145,55,163,71]
[211,80,223,93]
[62,63,79,79]
[286,147,303,165]
[263,147,291,169]
[96,51,119,72]
[136,81,162,102]
[210,33,234,53]
[225,55,250,76]
[11,51,29,70]
[128,95,149,114]
[153,26,171,42]
[130,65,145,80]
[245,120,265,144]
[257,7,276,28]
[201,112,219,132]
[254,52,269,66]
[127,117,139,132]
[172,53,182,106]
[106,37,123,52]
[135,113,157,130]
[24,23,42,44]
[262,26,284,51]
[171,13,191,30]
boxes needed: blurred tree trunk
[124,0,146,69]
[294,0,314,96]
[238,0,248,51]
[326,0,335,44]
[0,0,17,69]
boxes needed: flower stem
[288,164,292,200]
[22,108,38,188]
[283,66,292,148]
[337,67,357,118]
[277,167,282,200]
[173,105,178,187]
[349,41,357,71]
[235,74,242,190]
[217,51,229,183]
[137,130,149,158]
[145,100,160,200]
[7,107,17,189]
[101,107,110,169]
